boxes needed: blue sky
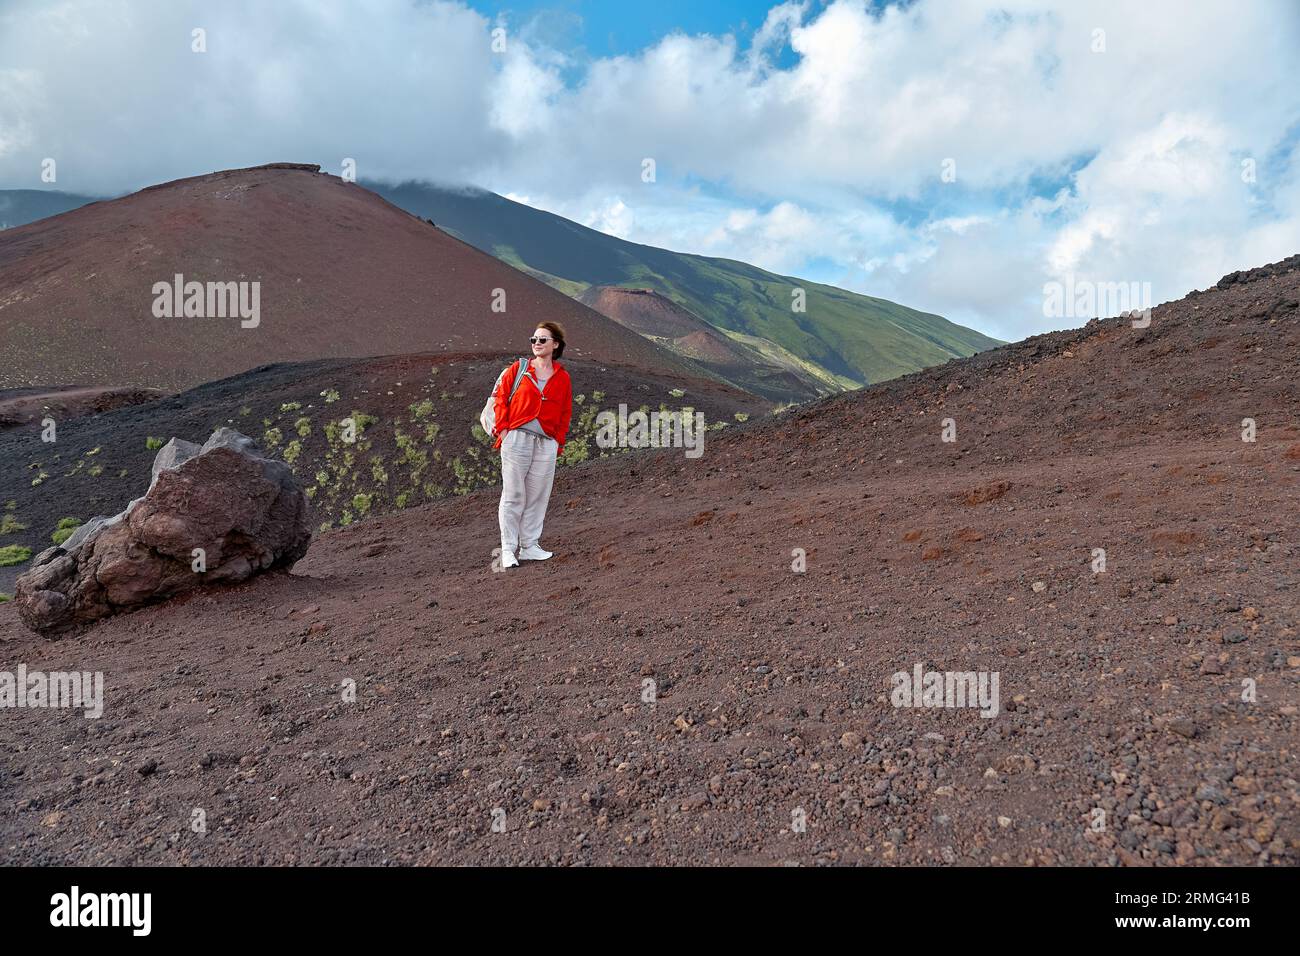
[474,0,812,61]
[1,0,1298,340]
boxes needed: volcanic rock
[14,428,311,635]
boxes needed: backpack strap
[507,357,530,400]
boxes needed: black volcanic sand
[0,352,766,594]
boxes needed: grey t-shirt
[517,364,551,437]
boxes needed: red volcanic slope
[0,164,711,391]
[578,285,829,403]
[580,286,754,364]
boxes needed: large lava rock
[15,428,312,636]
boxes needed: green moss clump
[0,514,27,535]
[0,545,34,567]
[295,417,312,438]
[349,411,378,434]
[352,493,372,516]
[282,440,302,465]
[51,517,83,545]
[280,402,302,412]
[145,436,165,450]
[263,427,283,448]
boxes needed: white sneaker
[500,550,519,569]
[518,545,553,561]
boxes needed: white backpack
[479,357,530,436]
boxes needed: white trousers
[498,429,558,552]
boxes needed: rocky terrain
[0,256,1297,866]
[15,429,312,634]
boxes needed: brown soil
[0,386,166,431]
[1,257,1298,866]
[0,165,712,391]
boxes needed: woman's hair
[537,321,566,359]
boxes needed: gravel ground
[1,257,1297,865]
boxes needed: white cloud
[0,0,1297,340]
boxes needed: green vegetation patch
[0,545,34,567]
[51,517,83,545]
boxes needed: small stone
[137,759,158,776]
[1031,581,1047,593]
[840,731,863,749]
[997,816,1013,828]
[680,792,709,811]
[1167,717,1197,738]
[1195,784,1227,804]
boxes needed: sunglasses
[529,336,552,344]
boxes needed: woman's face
[531,327,557,360]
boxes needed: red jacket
[492,358,573,455]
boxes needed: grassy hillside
[368,181,1002,386]
[0,189,99,229]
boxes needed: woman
[491,322,573,568]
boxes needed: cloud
[1,0,1297,340]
